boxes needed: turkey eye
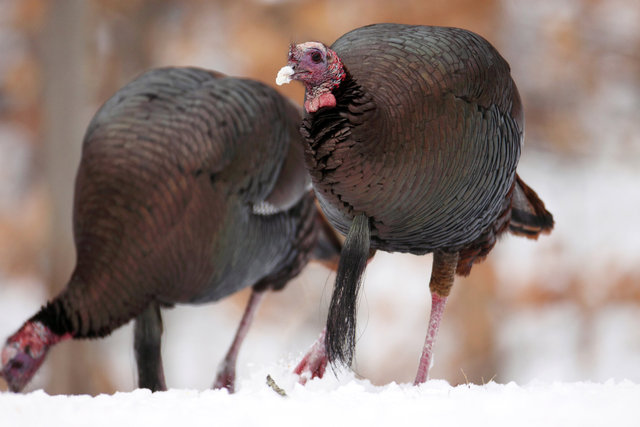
[310,51,323,63]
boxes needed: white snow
[2,368,639,427]
[276,65,294,85]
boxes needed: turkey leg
[213,288,266,392]
[414,250,459,385]
[134,302,167,391]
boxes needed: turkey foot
[293,329,328,384]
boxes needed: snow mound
[1,363,639,427]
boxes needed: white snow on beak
[276,66,294,86]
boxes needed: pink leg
[293,328,328,384]
[213,289,266,392]
[414,250,458,385]
[414,292,448,385]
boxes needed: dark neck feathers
[301,70,375,151]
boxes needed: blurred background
[0,0,639,395]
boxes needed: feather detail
[509,174,554,238]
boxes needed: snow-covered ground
[2,367,640,427]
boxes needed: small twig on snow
[266,375,287,397]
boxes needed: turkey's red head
[0,321,67,392]
[277,42,346,114]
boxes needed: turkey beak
[1,343,18,366]
[276,44,302,86]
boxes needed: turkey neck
[301,70,378,235]
[301,71,375,158]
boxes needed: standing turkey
[0,67,332,393]
[277,23,554,384]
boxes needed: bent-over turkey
[277,23,553,384]
[0,67,335,393]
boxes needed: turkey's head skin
[278,42,346,113]
[0,321,69,392]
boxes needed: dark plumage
[0,67,326,393]
[279,23,553,383]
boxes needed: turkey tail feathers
[325,213,370,369]
[509,175,554,238]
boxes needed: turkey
[277,23,554,384]
[0,67,337,393]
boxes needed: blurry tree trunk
[93,0,162,102]
[38,0,161,395]
[39,0,98,395]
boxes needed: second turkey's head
[276,42,345,114]
[0,321,67,392]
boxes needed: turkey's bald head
[277,42,346,114]
[0,321,69,392]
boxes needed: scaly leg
[213,288,266,392]
[414,250,459,385]
[134,302,167,391]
